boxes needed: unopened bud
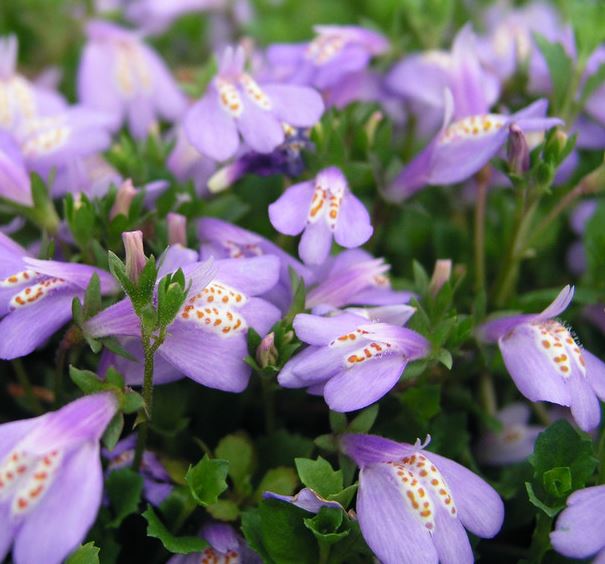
[507,124,530,175]
[429,259,452,296]
[167,212,187,247]
[543,128,568,165]
[110,179,137,219]
[256,332,278,368]
[122,230,146,283]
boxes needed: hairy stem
[473,170,490,295]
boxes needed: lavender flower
[0,131,31,206]
[168,521,261,564]
[87,251,280,391]
[199,216,312,311]
[78,20,187,139]
[306,249,413,311]
[0,392,118,564]
[265,25,389,98]
[550,484,605,562]
[184,46,324,161]
[269,166,373,265]
[104,434,172,506]
[475,403,544,466]
[385,96,563,202]
[263,488,343,513]
[0,35,66,131]
[478,285,605,432]
[279,308,428,411]
[0,233,117,359]
[341,433,504,564]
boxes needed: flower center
[329,326,396,368]
[306,34,345,65]
[114,42,152,98]
[223,240,263,259]
[0,76,36,128]
[239,73,272,111]
[440,114,506,144]
[179,281,248,337]
[0,448,62,516]
[307,180,344,228]
[531,319,585,377]
[387,452,457,533]
[8,276,68,309]
[19,116,71,156]
[199,547,241,564]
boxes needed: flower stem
[261,378,276,435]
[473,170,490,295]
[12,359,43,414]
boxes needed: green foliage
[66,543,100,564]
[105,469,144,527]
[143,506,208,554]
[185,454,230,506]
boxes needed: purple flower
[87,251,281,391]
[263,488,343,513]
[184,46,324,161]
[0,392,118,564]
[50,154,122,199]
[279,308,428,411]
[306,249,413,311]
[269,166,373,265]
[265,25,389,95]
[475,403,544,466]
[385,96,563,202]
[0,131,31,206]
[478,285,605,432]
[341,433,504,564]
[386,25,500,122]
[0,35,66,131]
[0,232,117,359]
[551,484,605,562]
[104,434,172,506]
[168,521,261,564]
[199,217,312,312]
[78,20,187,139]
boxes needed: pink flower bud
[256,332,277,368]
[167,212,187,247]
[507,124,530,175]
[429,259,452,296]
[122,230,146,282]
[110,179,137,219]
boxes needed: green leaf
[259,499,319,564]
[107,251,134,296]
[241,509,273,563]
[102,413,124,451]
[207,499,240,522]
[295,457,343,498]
[185,454,229,506]
[303,506,349,545]
[254,467,298,503]
[106,468,144,527]
[533,33,573,112]
[525,482,563,518]
[122,391,145,414]
[83,273,102,319]
[70,366,106,394]
[543,467,572,498]
[66,542,100,564]
[215,434,255,496]
[329,411,347,434]
[327,483,358,509]
[348,404,379,433]
[143,506,208,554]
[257,430,314,470]
[400,384,441,422]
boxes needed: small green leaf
[143,506,208,554]
[66,542,100,564]
[70,366,105,394]
[185,454,229,506]
[295,457,343,498]
[83,273,102,319]
[543,467,572,498]
[348,405,379,434]
[303,506,349,545]
[207,499,240,522]
[329,411,347,434]
[533,33,573,112]
[327,483,358,509]
[102,413,124,451]
[106,468,144,527]
[122,391,145,414]
[105,367,125,388]
[254,467,298,503]
[215,434,255,496]
[525,482,563,518]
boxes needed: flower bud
[122,230,146,283]
[507,124,530,175]
[110,179,137,219]
[167,212,187,247]
[256,332,278,368]
[429,259,452,296]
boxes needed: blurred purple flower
[478,285,605,432]
[104,434,172,506]
[475,403,543,466]
[184,46,324,161]
[87,251,280,391]
[0,131,31,206]
[385,96,563,202]
[0,392,118,564]
[0,232,117,359]
[279,308,428,411]
[341,433,504,564]
[551,484,605,562]
[199,217,312,312]
[78,20,187,139]
[269,166,373,265]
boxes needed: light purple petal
[236,100,284,154]
[127,95,156,140]
[158,246,199,278]
[333,193,373,248]
[569,372,601,432]
[341,433,415,466]
[184,92,239,162]
[23,258,117,293]
[239,297,281,336]
[286,346,346,385]
[13,442,103,564]
[278,346,325,388]
[268,181,314,236]
[551,485,605,559]
[201,522,240,553]
[262,84,324,127]
[478,313,535,342]
[498,403,531,426]
[427,451,504,538]
[299,220,333,265]
[0,290,76,359]
[159,322,250,392]
[215,256,279,297]
[0,133,32,206]
[293,312,364,345]
[263,488,343,513]
[324,355,406,412]
[357,464,439,564]
[585,350,605,401]
[384,139,436,202]
[0,416,43,460]
[431,508,473,564]
[535,285,574,321]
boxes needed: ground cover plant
[1,0,605,562]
